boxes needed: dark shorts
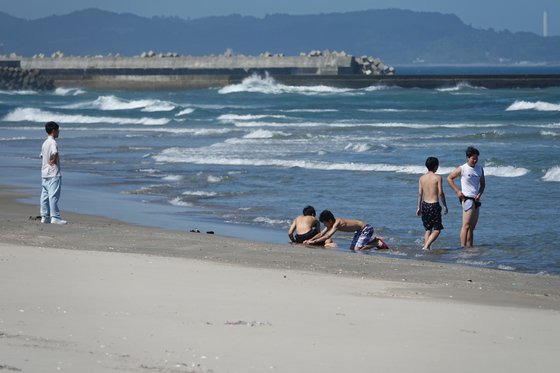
[294,228,318,243]
[350,224,374,250]
[421,201,443,231]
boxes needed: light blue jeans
[40,176,62,220]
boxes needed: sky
[2,0,560,36]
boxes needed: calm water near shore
[1,73,559,274]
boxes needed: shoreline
[1,185,559,310]
[2,186,560,372]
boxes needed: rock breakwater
[0,66,54,91]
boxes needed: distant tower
[543,11,548,37]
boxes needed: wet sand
[1,186,560,372]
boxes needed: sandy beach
[1,186,560,372]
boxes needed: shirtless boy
[447,146,485,247]
[288,205,321,244]
[417,157,448,250]
[304,210,389,251]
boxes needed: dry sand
[1,186,560,372]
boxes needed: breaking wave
[53,87,86,96]
[541,131,560,137]
[436,82,481,92]
[231,120,505,129]
[542,166,560,182]
[506,100,560,112]
[253,217,291,226]
[3,107,170,125]
[0,89,36,95]
[154,149,528,177]
[242,129,290,139]
[175,108,195,116]
[483,166,529,177]
[218,113,289,122]
[64,95,176,112]
[182,190,218,197]
[218,73,356,95]
[169,197,192,207]
[344,142,371,152]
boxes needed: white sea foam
[483,166,529,177]
[207,175,224,183]
[182,190,218,197]
[282,109,339,113]
[497,264,515,271]
[3,107,170,125]
[0,89,37,95]
[243,129,290,139]
[344,142,371,152]
[542,166,560,182]
[141,102,176,112]
[53,87,86,96]
[232,120,504,129]
[540,131,560,137]
[218,113,289,122]
[506,100,560,112]
[175,108,195,116]
[161,175,183,181]
[436,82,481,92]
[65,95,176,112]
[358,108,427,113]
[169,197,192,207]
[155,149,529,178]
[3,124,235,136]
[363,85,390,91]
[253,217,291,226]
[218,73,356,95]
[0,136,31,141]
[139,168,160,174]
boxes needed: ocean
[1,73,559,274]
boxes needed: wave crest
[3,107,170,125]
[506,100,560,112]
[218,73,355,95]
[66,95,176,112]
[542,166,560,182]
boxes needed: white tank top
[460,163,483,197]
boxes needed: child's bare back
[333,218,366,232]
[292,215,318,234]
[419,172,442,203]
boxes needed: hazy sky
[2,0,559,36]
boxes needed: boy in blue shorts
[304,210,389,250]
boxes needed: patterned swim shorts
[421,201,443,231]
[350,224,374,250]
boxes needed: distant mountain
[1,8,559,65]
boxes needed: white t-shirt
[460,163,483,198]
[41,136,61,178]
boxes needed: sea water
[1,74,559,274]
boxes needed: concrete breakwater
[1,51,395,90]
[1,52,560,90]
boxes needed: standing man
[447,146,485,247]
[40,121,67,224]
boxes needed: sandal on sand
[376,238,390,250]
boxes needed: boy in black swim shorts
[417,157,448,250]
[288,205,322,244]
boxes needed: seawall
[2,55,560,90]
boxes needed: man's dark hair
[466,146,480,157]
[319,210,335,223]
[45,121,59,134]
[425,157,439,172]
[302,205,316,216]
